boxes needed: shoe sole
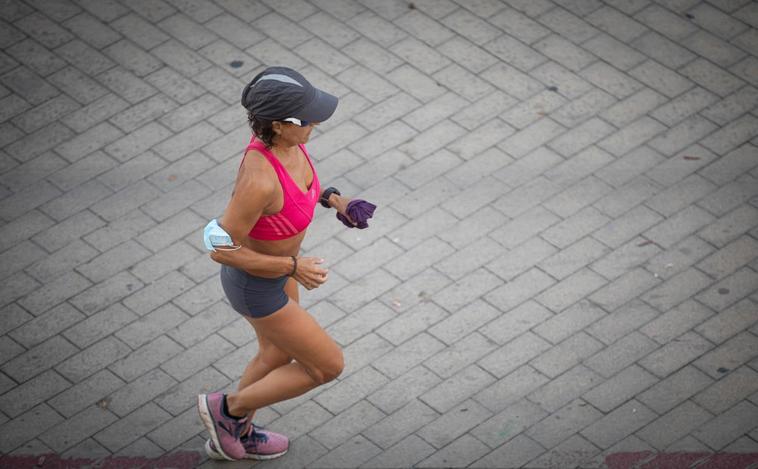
[197,394,234,461]
[205,439,288,461]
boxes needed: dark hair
[247,110,276,148]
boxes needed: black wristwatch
[320,187,340,208]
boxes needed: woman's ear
[272,121,282,135]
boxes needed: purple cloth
[337,199,376,229]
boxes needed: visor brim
[297,88,338,123]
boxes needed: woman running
[197,66,354,461]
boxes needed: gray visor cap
[241,67,339,123]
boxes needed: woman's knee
[309,350,344,384]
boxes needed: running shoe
[205,425,289,461]
[197,392,248,460]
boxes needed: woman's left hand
[329,194,357,226]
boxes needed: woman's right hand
[293,257,328,290]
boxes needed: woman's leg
[236,278,300,391]
[225,299,343,417]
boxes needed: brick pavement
[1,0,757,467]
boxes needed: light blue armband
[203,219,239,252]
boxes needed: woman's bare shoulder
[236,149,277,196]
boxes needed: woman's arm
[209,166,294,278]
[321,189,357,226]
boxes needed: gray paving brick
[38,405,117,453]
[8,303,82,349]
[641,267,714,312]
[416,399,493,449]
[0,404,63,454]
[633,4,697,40]
[428,299,500,345]
[68,271,144,317]
[698,236,758,281]
[472,434,546,468]
[488,238,556,281]
[694,331,758,378]
[698,177,758,217]
[701,86,758,126]
[0,369,70,418]
[377,300,447,345]
[535,268,607,313]
[582,400,657,449]
[314,366,388,415]
[498,118,566,158]
[645,174,718,218]
[362,434,435,468]
[680,58,745,97]
[94,402,172,452]
[533,34,593,72]
[368,365,441,414]
[640,299,715,345]
[416,434,490,468]
[593,205,663,249]
[591,236,661,280]
[311,400,384,450]
[115,303,189,349]
[340,332,394,377]
[262,434,327,469]
[106,368,177,418]
[550,89,615,129]
[529,364,602,413]
[549,118,616,158]
[638,401,712,449]
[56,336,131,384]
[639,331,714,378]
[524,399,601,450]
[2,334,79,383]
[425,332,497,379]
[129,241,199,283]
[701,114,758,157]
[638,365,713,415]
[536,7,597,43]
[0,180,62,221]
[421,364,496,413]
[694,365,758,414]
[600,118,666,158]
[586,299,658,345]
[583,364,658,413]
[161,333,234,381]
[652,88,720,128]
[373,332,444,378]
[586,332,659,378]
[697,267,758,312]
[47,369,124,418]
[432,268,503,314]
[544,176,614,218]
[62,303,137,349]
[311,435,382,469]
[147,406,202,452]
[122,272,195,317]
[172,276,225,316]
[153,366,230,416]
[692,400,758,450]
[109,335,184,382]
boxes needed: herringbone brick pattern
[0,0,757,467]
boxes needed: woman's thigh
[245,277,300,358]
[247,300,342,373]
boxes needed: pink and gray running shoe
[197,392,248,460]
[205,424,289,461]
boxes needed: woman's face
[275,121,319,146]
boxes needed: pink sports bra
[244,137,320,241]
